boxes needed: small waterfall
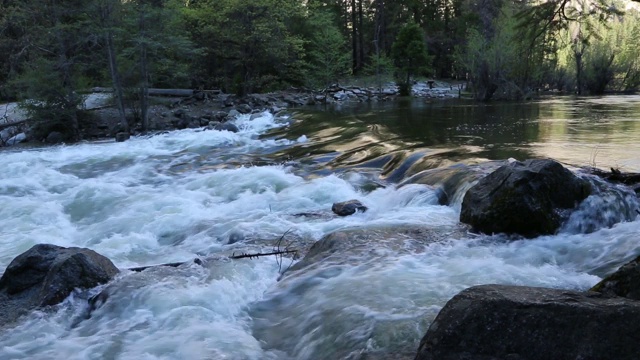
[398,160,508,209]
[561,175,639,234]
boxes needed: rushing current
[1,95,640,359]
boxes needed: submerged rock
[285,227,461,275]
[249,112,263,121]
[286,231,352,272]
[591,254,640,300]
[331,199,367,216]
[400,162,507,206]
[415,284,640,360]
[460,159,591,237]
[0,244,119,326]
[213,122,239,133]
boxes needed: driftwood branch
[230,249,297,259]
[586,167,640,187]
[0,119,29,131]
[230,229,297,273]
[125,231,298,273]
[127,258,203,272]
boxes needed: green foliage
[182,0,306,95]
[552,6,640,94]
[391,22,431,95]
[306,8,351,89]
[455,1,562,101]
[117,0,195,86]
[583,40,616,95]
[11,58,88,141]
[6,0,97,140]
[456,5,513,100]
[363,54,395,89]
[2,0,640,134]
[609,10,640,92]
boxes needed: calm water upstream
[1,95,640,359]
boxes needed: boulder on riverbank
[460,159,591,237]
[0,244,119,326]
[415,284,640,360]
[591,254,640,300]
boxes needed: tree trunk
[100,0,128,133]
[106,31,128,133]
[52,0,80,140]
[139,7,149,133]
[575,51,583,95]
[358,0,364,72]
[58,44,80,141]
[351,0,357,74]
[374,0,386,55]
[374,24,381,92]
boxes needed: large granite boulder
[460,159,591,237]
[591,254,640,300]
[415,284,640,360]
[0,244,119,325]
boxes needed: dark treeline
[1,0,639,139]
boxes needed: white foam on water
[1,109,639,359]
[250,226,616,358]
[0,259,279,360]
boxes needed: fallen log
[0,119,29,131]
[91,87,221,97]
[585,167,640,193]
[91,87,194,97]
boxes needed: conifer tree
[391,22,431,96]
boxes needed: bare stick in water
[125,231,298,272]
[230,249,297,260]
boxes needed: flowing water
[1,95,640,359]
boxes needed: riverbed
[1,95,639,359]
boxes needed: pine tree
[391,22,431,96]
[307,9,351,89]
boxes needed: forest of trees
[1,0,640,138]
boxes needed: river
[1,95,640,359]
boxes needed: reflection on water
[274,95,640,179]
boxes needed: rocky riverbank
[0,80,463,147]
